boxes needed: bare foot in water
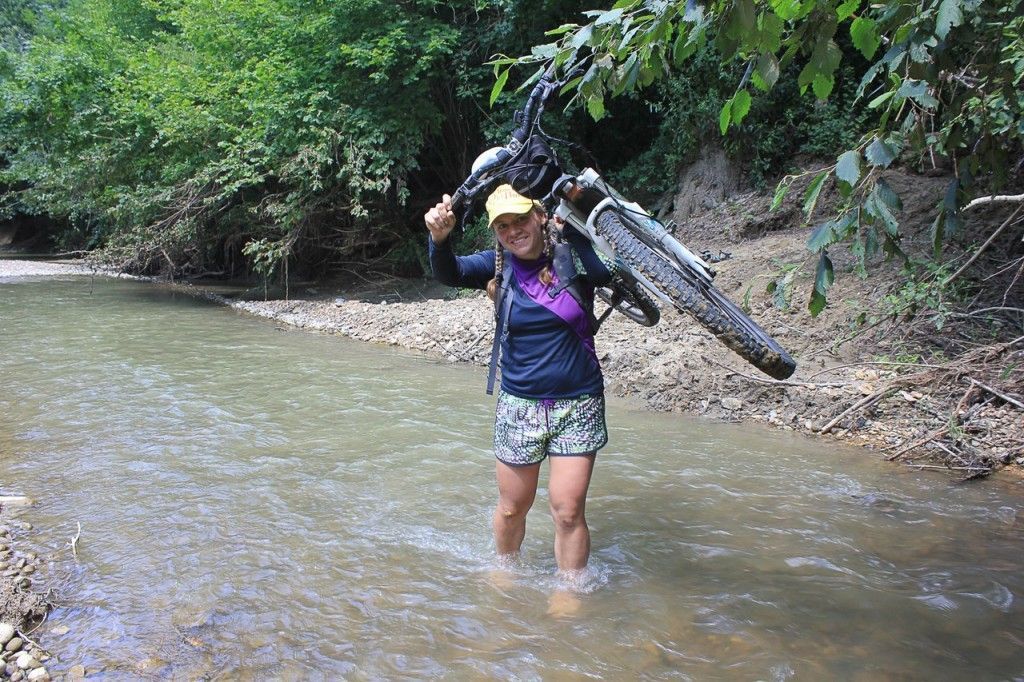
[487,568,516,592]
[487,553,519,592]
[546,589,582,618]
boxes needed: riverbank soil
[220,164,1023,481]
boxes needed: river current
[1,275,1022,679]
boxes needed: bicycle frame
[451,65,714,299]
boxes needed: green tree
[494,0,1024,315]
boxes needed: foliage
[880,259,969,331]
[496,0,1024,315]
[610,38,869,199]
[0,0,541,277]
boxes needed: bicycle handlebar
[450,61,562,213]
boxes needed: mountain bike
[448,63,797,381]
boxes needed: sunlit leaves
[850,17,880,59]
[489,67,509,107]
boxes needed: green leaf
[759,13,784,53]
[570,25,594,49]
[545,24,579,37]
[489,68,510,108]
[531,43,558,59]
[856,60,886,97]
[863,221,879,259]
[835,150,861,186]
[809,251,835,316]
[771,269,795,309]
[807,219,836,251]
[896,79,939,107]
[867,90,895,109]
[935,0,964,39]
[771,0,802,21]
[559,76,584,96]
[812,73,834,100]
[587,94,606,121]
[673,27,699,65]
[770,180,790,211]
[930,210,946,257]
[875,178,902,211]
[850,17,881,59]
[865,137,896,167]
[836,0,860,21]
[735,0,757,33]
[595,8,625,26]
[731,89,752,124]
[755,52,780,90]
[803,171,828,216]
[719,99,733,134]
[865,188,899,236]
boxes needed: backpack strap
[486,255,514,396]
[548,242,601,334]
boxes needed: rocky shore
[0,516,57,682]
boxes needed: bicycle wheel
[596,271,660,327]
[594,209,797,380]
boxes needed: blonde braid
[486,238,504,301]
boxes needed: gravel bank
[0,260,94,278]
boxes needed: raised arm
[425,194,495,290]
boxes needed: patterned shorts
[493,391,608,467]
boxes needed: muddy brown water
[2,276,1023,679]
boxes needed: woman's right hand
[424,194,456,245]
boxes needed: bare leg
[493,460,540,558]
[547,454,596,572]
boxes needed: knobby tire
[594,210,797,380]
[596,273,660,327]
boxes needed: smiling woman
[424,184,613,588]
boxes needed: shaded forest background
[0,0,870,283]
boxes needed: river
[1,275,1022,679]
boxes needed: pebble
[67,664,86,680]
[6,637,23,653]
[14,651,37,669]
[11,671,23,682]
[0,624,14,646]
[721,397,742,411]
[48,626,69,637]
[22,565,35,575]
[26,667,49,681]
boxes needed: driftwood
[819,388,896,434]
[0,496,33,507]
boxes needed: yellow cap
[485,184,537,228]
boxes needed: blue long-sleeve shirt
[429,231,612,399]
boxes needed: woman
[424,184,612,577]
